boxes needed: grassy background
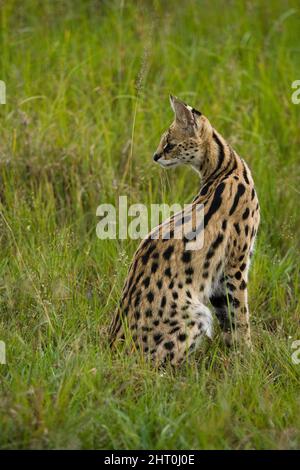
[0,0,300,449]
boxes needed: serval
[109,95,260,366]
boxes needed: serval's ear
[169,94,196,131]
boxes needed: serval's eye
[163,142,175,153]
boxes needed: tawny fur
[109,95,260,366]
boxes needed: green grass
[0,0,300,449]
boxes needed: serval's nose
[153,153,162,162]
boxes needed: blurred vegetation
[0,0,299,449]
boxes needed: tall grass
[0,0,299,449]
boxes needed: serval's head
[153,95,212,172]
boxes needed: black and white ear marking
[191,107,202,117]
[169,94,176,112]
[169,94,201,129]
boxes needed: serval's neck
[193,129,240,186]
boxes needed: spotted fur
[109,95,260,365]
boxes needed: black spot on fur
[242,161,250,184]
[182,251,192,263]
[151,262,159,273]
[135,271,144,284]
[229,183,246,215]
[212,233,224,250]
[164,267,172,278]
[142,244,156,264]
[185,267,194,276]
[169,326,181,334]
[200,181,212,196]
[242,208,250,220]
[178,333,187,342]
[216,261,222,272]
[163,245,174,260]
[164,341,174,350]
[147,291,154,303]
[154,333,163,344]
[142,326,150,332]
[134,291,141,307]
[211,132,225,177]
[134,311,140,321]
[204,182,226,226]
[234,223,240,235]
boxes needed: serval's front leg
[225,258,252,348]
[210,259,251,349]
